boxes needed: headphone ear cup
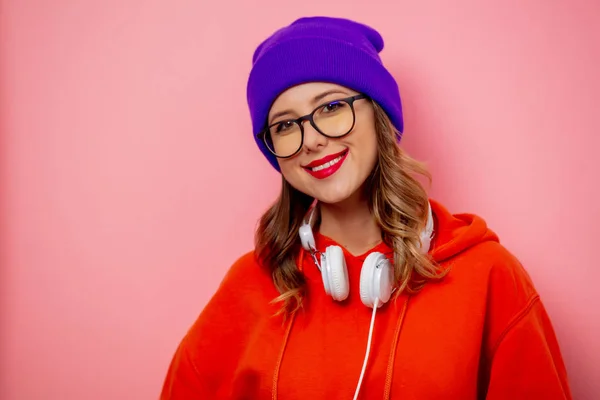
[321,246,349,301]
[360,252,393,308]
[299,223,316,251]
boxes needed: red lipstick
[303,150,348,180]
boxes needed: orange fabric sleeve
[485,297,572,399]
[160,252,269,399]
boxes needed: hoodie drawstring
[271,310,297,400]
[272,250,304,400]
[383,296,410,400]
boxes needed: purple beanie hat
[247,16,403,171]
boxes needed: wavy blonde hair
[255,101,447,315]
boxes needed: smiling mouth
[302,150,349,180]
[308,152,346,171]
[303,150,348,171]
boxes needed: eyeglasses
[257,94,368,158]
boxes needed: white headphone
[298,202,434,309]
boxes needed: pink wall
[1,1,598,399]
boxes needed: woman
[161,16,572,399]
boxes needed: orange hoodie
[160,200,572,399]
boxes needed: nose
[301,121,328,153]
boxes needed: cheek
[278,160,305,188]
[355,132,379,170]
[278,158,295,177]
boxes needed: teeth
[311,154,344,171]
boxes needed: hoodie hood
[429,199,499,263]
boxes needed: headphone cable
[353,297,379,400]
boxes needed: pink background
[1,0,598,399]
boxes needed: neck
[318,193,381,256]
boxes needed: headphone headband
[300,201,434,254]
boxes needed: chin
[284,169,363,205]
[314,194,350,205]
[312,185,357,205]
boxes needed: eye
[274,120,296,134]
[321,101,346,113]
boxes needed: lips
[303,150,348,169]
[303,149,349,180]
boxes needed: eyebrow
[268,89,349,125]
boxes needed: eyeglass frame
[256,93,369,159]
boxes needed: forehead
[269,82,355,116]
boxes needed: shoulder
[221,250,275,287]
[162,251,279,394]
[213,250,278,304]
[451,240,542,346]
[458,240,538,304]
[446,239,539,315]
[182,250,279,347]
[458,244,570,395]
[219,250,261,287]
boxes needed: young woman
[161,16,572,399]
